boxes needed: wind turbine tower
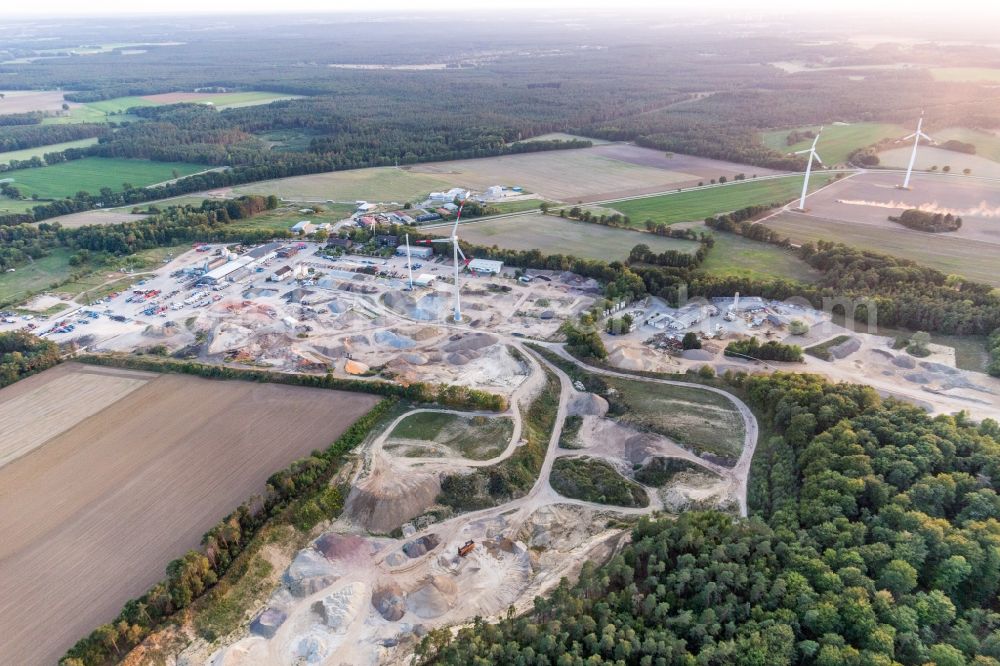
[419,202,468,322]
[794,128,824,211]
[900,115,934,190]
[404,233,414,290]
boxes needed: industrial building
[291,221,315,235]
[396,245,434,259]
[270,266,293,282]
[413,273,436,287]
[201,256,255,284]
[467,258,504,275]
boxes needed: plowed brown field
[0,363,379,665]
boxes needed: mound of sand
[344,359,370,375]
[400,352,428,365]
[442,333,498,353]
[624,433,669,465]
[892,355,917,369]
[283,288,314,303]
[829,336,861,359]
[375,329,416,349]
[410,326,440,341]
[315,534,368,562]
[328,299,349,314]
[402,534,441,558]
[568,392,609,417]
[207,323,255,354]
[681,349,713,361]
[285,548,340,597]
[343,464,441,533]
[249,607,287,638]
[313,583,365,631]
[406,575,458,619]
[372,580,406,621]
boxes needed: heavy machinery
[458,540,476,557]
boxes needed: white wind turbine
[419,202,467,322]
[404,233,414,290]
[900,114,934,190]
[794,128,824,211]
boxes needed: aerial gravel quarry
[7,226,999,664]
[1,241,762,665]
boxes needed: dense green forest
[418,372,1000,665]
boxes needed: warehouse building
[467,258,504,275]
[396,245,434,259]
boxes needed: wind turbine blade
[793,148,812,155]
[429,238,451,243]
[919,131,934,141]
[813,153,823,166]
[903,132,917,140]
[457,245,467,262]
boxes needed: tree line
[0,330,60,388]
[417,371,1000,665]
[725,336,804,362]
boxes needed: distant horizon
[4,1,1000,20]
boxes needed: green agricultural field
[604,173,840,227]
[84,96,157,114]
[760,122,907,165]
[195,91,302,109]
[603,376,745,461]
[0,196,39,214]
[386,411,513,460]
[1,158,204,200]
[697,231,820,283]
[0,249,76,305]
[225,204,357,234]
[0,138,101,165]
[931,68,1000,83]
[762,211,1000,288]
[456,213,700,261]
[935,127,1000,163]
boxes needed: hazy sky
[5,0,1000,18]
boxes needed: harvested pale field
[409,144,779,202]
[877,145,1000,179]
[0,363,379,666]
[797,170,1000,246]
[456,213,699,261]
[763,211,1000,286]
[0,370,148,468]
[140,91,302,108]
[231,166,454,203]
[40,208,150,228]
[0,89,74,114]
[225,145,774,204]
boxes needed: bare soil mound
[372,580,406,621]
[442,332,498,353]
[406,574,458,619]
[315,533,368,562]
[568,392,609,417]
[829,336,861,359]
[343,463,441,533]
[681,349,713,361]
